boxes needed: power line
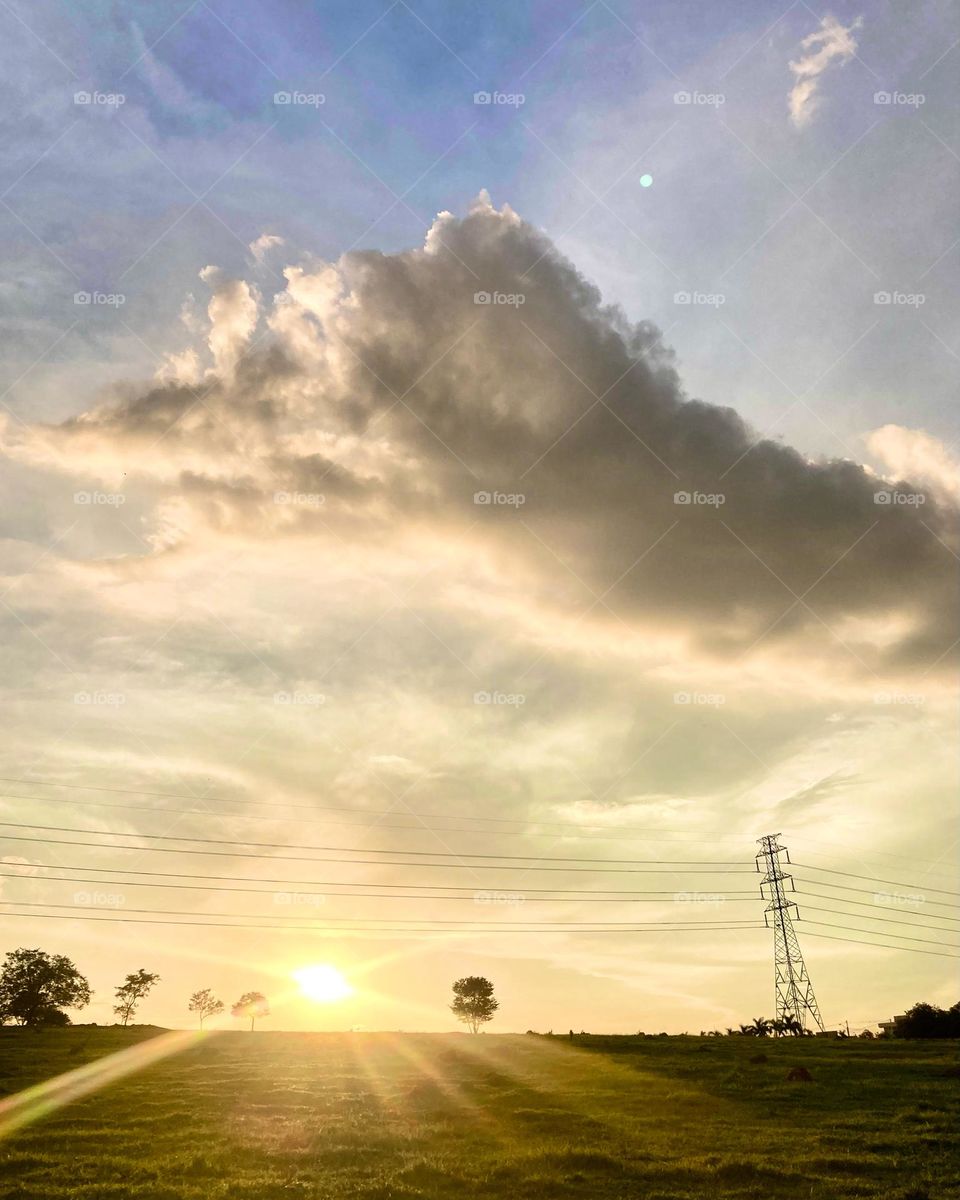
[796,888,960,923]
[792,875,960,910]
[799,917,959,949]
[799,929,960,959]
[793,862,960,897]
[0,835,753,873]
[0,869,756,903]
[796,892,960,929]
[0,900,762,928]
[0,821,749,867]
[0,910,767,934]
[0,860,759,895]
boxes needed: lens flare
[292,963,353,1002]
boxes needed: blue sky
[5,0,957,448]
[0,1,957,1032]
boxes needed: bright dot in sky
[639,174,653,187]
[292,964,353,1003]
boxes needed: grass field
[0,1028,958,1199]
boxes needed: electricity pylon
[756,833,825,1033]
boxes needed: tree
[450,976,498,1033]
[773,1015,804,1037]
[232,991,269,1031]
[188,988,225,1028]
[893,1001,960,1038]
[0,948,92,1026]
[113,969,160,1026]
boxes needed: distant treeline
[891,1003,960,1038]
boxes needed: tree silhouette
[0,948,91,1026]
[113,969,160,1026]
[188,988,224,1028]
[232,991,269,1031]
[450,976,498,1033]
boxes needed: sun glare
[292,964,353,1003]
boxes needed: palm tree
[750,1017,772,1037]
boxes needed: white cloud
[788,14,862,128]
[249,233,285,264]
[866,424,960,503]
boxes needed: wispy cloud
[788,14,862,129]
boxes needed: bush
[893,1002,960,1038]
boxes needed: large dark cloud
[8,195,957,672]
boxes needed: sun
[292,964,354,1003]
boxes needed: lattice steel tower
[756,834,824,1033]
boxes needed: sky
[0,0,957,1034]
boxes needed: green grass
[0,1028,958,1198]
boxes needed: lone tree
[450,976,498,1033]
[113,969,160,1026]
[188,988,224,1028]
[0,948,92,1026]
[232,991,269,1031]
